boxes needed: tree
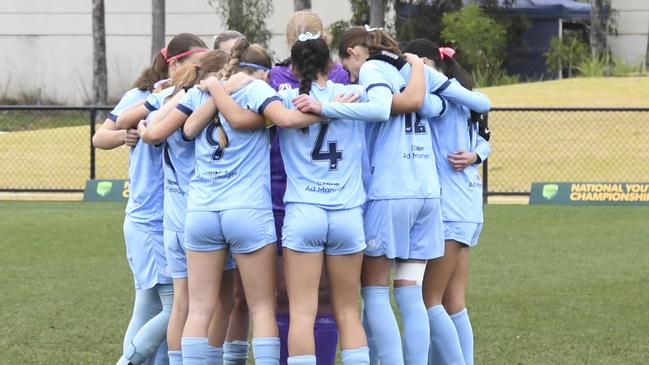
[590,0,607,58]
[92,0,107,105]
[441,4,506,83]
[545,33,589,78]
[209,0,273,47]
[369,0,385,27]
[294,0,311,11]
[151,0,166,59]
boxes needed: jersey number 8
[206,122,225,161]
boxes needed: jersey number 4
[206,122,225,161]
[404,112,426,134]
[311,122,342,171]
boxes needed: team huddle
[92,9,491,365]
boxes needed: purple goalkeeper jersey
[268,61,350,211]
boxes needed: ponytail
[133,52,169,92]
[403,38,474,90]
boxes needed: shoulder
[328,62,350,84]
[270,65,298,90]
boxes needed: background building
[0,0,352,104]
[608,0,649,67]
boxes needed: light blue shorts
[444,222,483,247]
[184,209,276,254]
[123,217,172,290]
[282,203,366,255]
[363,198,444,260]
[165,230,237,278]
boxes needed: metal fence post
[90,108,97,180]
[482,113,489,205]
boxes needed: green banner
[529,182,649,205]
[83,179,129,202]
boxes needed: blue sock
[277,314,290,365]
[427,305,464,365]
[287,354,316,364]
[360,286,404,364]
[206,344,224,365]
[341,347,370,365]
[314,315,338,365]
[167,350,182,365]
[450,308,473,365]
[252,337,280,365]
[394,285,430,365]
[223,340,249,365]
[181,337,208,365]
[361,306,379,365]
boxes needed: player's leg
[223,270,250,365]
[182,211,228,365]
[164,230,189,365]
[443,240,473,365]
[225,208,279,365]
[206,267,235,364]
[423,240,464,365]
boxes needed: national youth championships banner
[529,182,649,205]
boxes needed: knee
[233,289,249,314]
[442,297,465,315]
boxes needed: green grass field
[1,202,648,364]
[2,76,649,191]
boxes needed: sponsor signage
[529,182,649,205]
[83,179,129,202]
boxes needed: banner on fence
[83,179,129,202]
[529,182,649,205]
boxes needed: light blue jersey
[321,59,445,200]
[145,86,196,232]
[110,88,165,233]
[277,81,366,209]
[109,87,150,122]
[429,80,491,223]
[178,80,278,212]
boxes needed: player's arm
[391,52,426,114]
[438,81,491,113]
[200,77,266,129]
[262,100,323,129]
[92,119,138,150]
[137,90,188,144]
[115,100,148,129]
[474,134,491,164]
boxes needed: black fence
[1,106,648,200]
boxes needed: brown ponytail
[222,38,272,79]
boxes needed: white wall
[608,0,649,67]
[0,0,352,104]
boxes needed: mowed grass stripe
[1,202,648,363]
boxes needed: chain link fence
[1,106,648,198]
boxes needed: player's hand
[403,52,423,66]
[447,149,477,171]
[293,94,323,115]
[332,92,360,103]
[125,127,140,147]
[198,76,221,93]
[223,73,255,94]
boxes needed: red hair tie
[439,47,456,60]
[166,48,209,64]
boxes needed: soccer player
[272,32,371,365]
[176,38,322,365]
[267,10,349,365]
[135,50,245,365]
[291,26,448,364]
[403,39,491,365]
[96,33,208,365]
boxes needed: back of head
[338,26,400,59]
[223,38,272,79]
[403,38,474,90]
[291,36,331,95]
[171,50,230,93]
[213,30,245,52]
[286,10,327,46]
[133,33,208,92]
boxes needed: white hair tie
[297,31,321,42]
[364,24,383,32]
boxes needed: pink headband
[439,47,456,60]
[165,48,209,63]
[160,47,168,59]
